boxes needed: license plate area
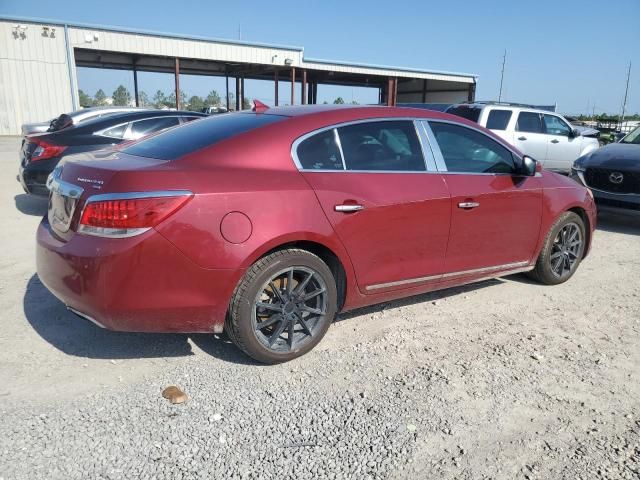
[47,168,84,233]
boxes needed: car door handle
[517,136,527,141]
[550,139,559,144]
[458,202,480,209]
[335,204,364,213]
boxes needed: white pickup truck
[446,102,600,172]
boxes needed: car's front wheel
[527,211,586,285]
[226,249,338,364]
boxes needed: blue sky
[1,0,638,114]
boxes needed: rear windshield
[446,106,481,123]
[123,113,286,160]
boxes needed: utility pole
[498,49,506,102]
[619,61,631,127]
[238,24,241,40]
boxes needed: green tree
[153,90,166,108]
[351,100,359,105]
[187,95,205,112]
[112,85,131,106]
[94,89,108,106]
[167,90,187,109]
[333,97,345,104]
[205,90,221,107]
[138,91,151,107]
[78,89,93,107]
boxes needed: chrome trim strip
[365,260,530,291]
[333,128,347,170]
[420,120,448,172]
[78,225,151,238]
[46,175,84,199]
[291,117,434,173]
[413,120,438,172]
[67,307,106,329]
[84,190,193,202]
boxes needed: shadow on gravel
[596,210,640,236]
[21,275,268,365]
[14,194,48,216]
[337,278,502,321]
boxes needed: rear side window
[128,117,180,139]
[296,130,344,170]
[485,110,512,130]
[430,122,516,174]
[446,106,481,123]
[99,123,128,139]
[516,112,543,133]
[337,121,425,171]
[124,113,286,160]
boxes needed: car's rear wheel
[226,249,338,364]
[527,211,586,285]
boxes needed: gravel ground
[0,136,638,479]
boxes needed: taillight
[78,192,192,238]
[29,137,67,161]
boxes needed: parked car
[18,110,206,195]
[446,102,599,172]
[37,105,596,363]
[201,106,228,115]
[21,106,149,135]
[571,125,640,212]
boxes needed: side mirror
[520,155,537,176]
[569,128,581,138]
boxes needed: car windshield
[445,106,481,123]
[620,126,640,144]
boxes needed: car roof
[250,104,457,121]
[449,103,562,116]
[65,110,207,132]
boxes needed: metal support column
[301,70,307,105]
[274,69,279,106]
[290,67,296,105]
[225,71,230,110]
[174,58,181,110]
[133,66,139,107]
[240,77,245,109]
[421,79,427,103]
[235,76,241,111]
[312,82,317,105]
[468,81,476,102]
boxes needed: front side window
[296,129,343,170]
[516,112,543,133]
[429,122,516,174]
[485,109,512,130]
[127,117,180,140]
[543,115,571,136]
[337,121,425,171]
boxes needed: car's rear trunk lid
[46,149,173,239]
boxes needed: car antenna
[252,99,269,113]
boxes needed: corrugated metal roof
[0,14,477,81]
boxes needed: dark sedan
[18,110,206,195]
[571,126,640,212]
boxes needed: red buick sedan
[37,105,596,363]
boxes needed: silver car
[21,106,152,135]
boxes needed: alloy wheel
[252,267,328,352]
[549,222,583,278]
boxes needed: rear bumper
[36,218,243,333]
[18,157,59,196]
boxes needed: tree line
[79,85,359,111]
[78,85,250,111]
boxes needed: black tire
[225,249,338,364]
[527,212,586,285]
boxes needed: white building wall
[0,20,74,135]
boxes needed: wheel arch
[241,234,354,311]
[568,206,592,258]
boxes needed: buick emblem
[609,172,624,184]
